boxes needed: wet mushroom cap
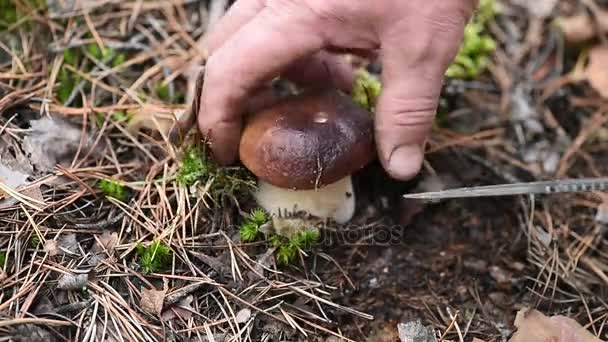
[239,89,375,190]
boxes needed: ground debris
[397,320,437,342]
[509,308,602,342]
[555,9,608,43]
[88,231,119,265]
[161,295,194,322]
[141,283,168,316]
[595,199,608,224]
[512,0,558,18]
[584,46,608,99]
[57,272,90,290]
[21,116,91,174]
[8,324,55,342]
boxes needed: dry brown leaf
[43,240,59,256]
[57,273,90,290]
[161,295,194,322]
[556,10,608,43]
[141,284,168,316]
[126,104,185,136]
[509,308,602,342]
[595,197,608,224]
[584,46,608,98]
[512,0,558,18]
[236,308,251,324]
[57,233,79,255]
[22,116,88,174]
[88,232,119,265]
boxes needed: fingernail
[386,144,424,180]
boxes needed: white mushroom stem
[253,176,355,224]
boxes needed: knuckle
[379,97,438,129]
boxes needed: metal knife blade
[402,177,608,200]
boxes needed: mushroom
[239,88,375,224]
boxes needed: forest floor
[1,0,607,341]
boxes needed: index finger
[198,5,325,165]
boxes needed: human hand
[197,0,478,180]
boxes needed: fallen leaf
[57,273,90,290]
[555,10,608,43]
[509,308,602,342]
[161,295,194,322]
[236,308,251,324]
[57,233,79,255]
[584,46,608,98]
[22,116,90,175]
[512,0,558,18]
[0,162,36,209]
[46,0,105,18]
[126,104,185,136]
[43,240,59,256]
[595,198,608,224]
[88,232,119,265]
[141,284,168,316]
[397,320,437,342]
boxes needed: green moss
[445,0,496,79]
[0,251,6,266]
[0,0,46,30]
[352,69,382,112]
[136,240,172,274]
[271,227,320,266]
[239,208,269,243]
[154,83,185,104]
[176,144,256,204]
[30,233,40,248]
[57,46,128,105]
[98,178,128,202]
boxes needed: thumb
[374,69,440,181]
[375,17,468,180]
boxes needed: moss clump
[30,233,41,248]
[176,144,256,204]
[238,208,320,266]
[352,69,382,113]
[0,0,46,30]
[271,228,320,266]
[57,45,128,105]
[445,0,496,79]
[98,178,128,202]
[240,208,269,243]
[136,240,172,274]
[0,251,6,266]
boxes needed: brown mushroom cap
[239,88,375,190]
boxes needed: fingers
[375,12,469,180]
[283,51,357,93]
[202,0,264,54]
[198,5,325,165]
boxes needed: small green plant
[136,240,172,274]
[0,0,46,30]
[445,0,496,79]
[154,83,185,104]
[98,178,128,202]
[176,143,256,204]
[239,208,269,243]
[57,45,128,105]
[352,69,382,113]
[0,251,6,266]
[271,228,320,266]
[30,233,40,248]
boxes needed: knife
[402,177,608,200]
